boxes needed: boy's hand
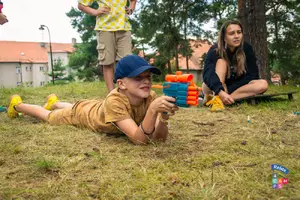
[0,13,8,25]
[93,6,111,16]
[150,96,179,115]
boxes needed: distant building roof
[0,41,74,64]
[177,40,211,70]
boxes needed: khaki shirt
[48,88,157,134]
[78,0,132,31]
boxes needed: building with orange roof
[175,39,211,82]
[138,40,211,83]
[0,39,75,88]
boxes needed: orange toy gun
[152,71,201,107]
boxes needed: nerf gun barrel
[153,71,201,107]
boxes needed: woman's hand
[219,90,235,105]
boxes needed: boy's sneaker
[7,95,22,118]
[205,95,225,112]
[43,94,59,110]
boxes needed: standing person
[7,55,179,145]
[0,0,8,25]
[78,0,137,92]
[202,19,268,111]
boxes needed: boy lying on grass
[7,55,179,145]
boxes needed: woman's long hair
[217,19,246,78]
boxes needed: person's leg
[202,59,228,95]
[44,94,73,110]
[230,79,268,99]
[215,59,229,93]
[15,103,51,121]
[52,102,73,110]
[96,31,116,92]
[8,95,51,120]
[102,64,115,92]
[201,59,228,111]
[201,82,212,95]
[116,30,132,61]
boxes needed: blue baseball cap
[114,55,161,83]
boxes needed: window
[16,67,21,74]
[40,66,45,71]
[40,81,45,86]
[25,66,31,71]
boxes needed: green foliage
[152,55,171,81]
[49,58,67,81]
[66,3,100,81]
[68,41,101,81]
[207,0,237,23]
[137,0,213,71]
[66,3,98,43]
[35,160,58,171]
[66,0,299,84]
[267,0,300,83]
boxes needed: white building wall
[21,63,33,86]
[32,63,48,87]
[0,62,50,88]
[0,52,70,88]
[0,63,20,88]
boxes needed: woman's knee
[201,82,212,95]
[255,79,268,93]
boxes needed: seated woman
[202,19,268,111]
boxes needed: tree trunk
[185,50,189,74]
[238,0,250,43]
[248,0,270,81]
[184,14,189,73]
[175,45,179,72]
[167,60,172,74]
[142,43,145,58]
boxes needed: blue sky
[0,0,81,43]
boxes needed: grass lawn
[0,82,299,199]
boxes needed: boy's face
[119,70,152,99]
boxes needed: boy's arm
[78,2,110,17]
[115,96,178,145]
[151,113,170,141]
[115,111,157,145]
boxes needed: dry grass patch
[0,82,299,199]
